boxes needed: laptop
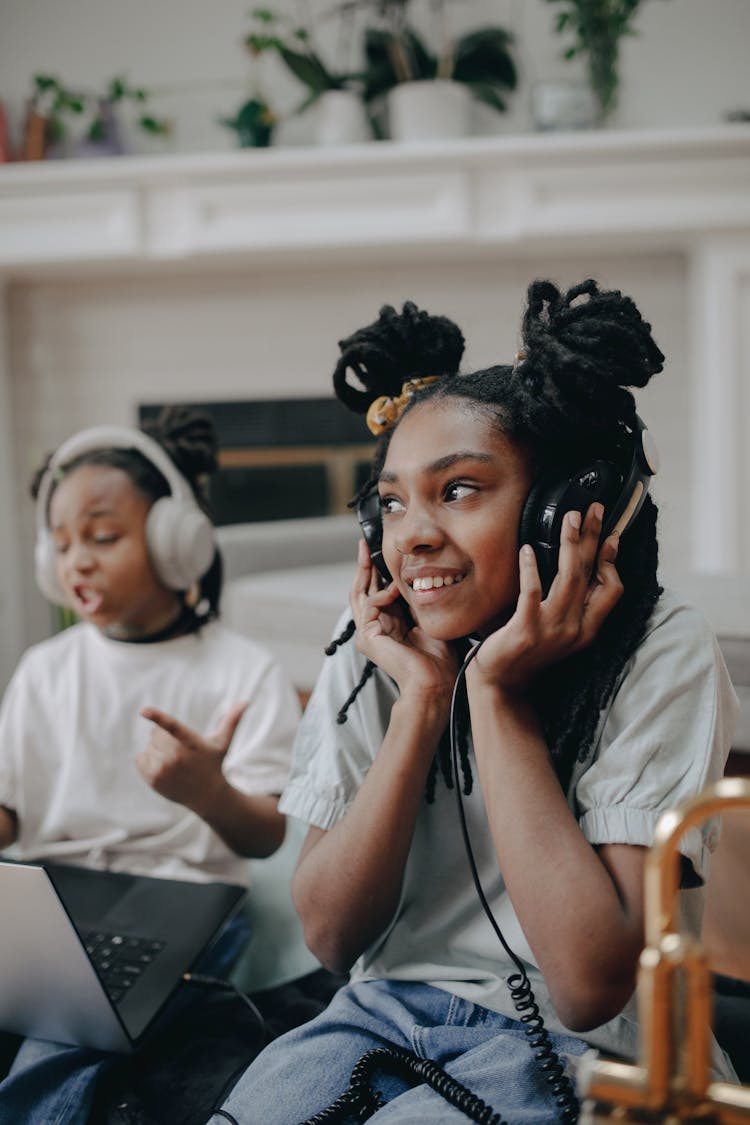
[0,858,246,1053]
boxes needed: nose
[393,505,443,557]
[62,540,96,574]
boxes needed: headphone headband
[36,425,192,532]
[34,424,215,603]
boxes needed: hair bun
[144,405,219,481]
[333,301,465,415]
[518,279,665,432]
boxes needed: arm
[291,539,458,973]
[0,805,18,850]
[137,703,286,858]
[292,692,447,973]
[468,505,643,1031]
[469,685,645,1031]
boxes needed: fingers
[556,503,604,591]
[210,701,249,751]
[139,706,200,750]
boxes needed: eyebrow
[50,505,119,531]
[379,450,495,483]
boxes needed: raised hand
[350,539,458,702]
[136,701,248,812]
[468,502,623,693]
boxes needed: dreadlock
[327,280,665,799]
[31,404,224,631]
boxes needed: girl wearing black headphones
[210,281,738,1125]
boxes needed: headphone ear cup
[34,529,69,606]
[518,477,560,595]
[518,477,551,554]
[145,498,215,590]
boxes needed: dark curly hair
[328,280,664,799]
[31,405,223,630]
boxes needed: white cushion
[222,561,354,693]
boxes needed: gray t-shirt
[280,589,738,1067]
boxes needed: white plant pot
[531,81,597,132]
[315,90,370,146]
[387,80,473,143]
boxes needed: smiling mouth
[409,574,465,592]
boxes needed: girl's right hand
[350,539,458,702]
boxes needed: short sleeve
[574,592,738,884]
[280,609,398,829]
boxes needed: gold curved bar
[579,777,750,1122]
[645,777,750,949]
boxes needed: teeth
[412,574,462,591]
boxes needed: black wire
[449,640,579,1124]
[300,1045,508,1125]
[182,971,268,1046]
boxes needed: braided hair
[328,280,665,799]
[30,405,224,631]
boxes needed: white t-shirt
[0,620,299,885]
[280,589,738,1066]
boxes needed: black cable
[300,1045,507,1125]
[182,971,268,1046]
[450,640,579,1124]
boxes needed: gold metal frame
[579,777,750,1123]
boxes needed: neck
[103,602,193,644]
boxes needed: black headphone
[357,414,659,597]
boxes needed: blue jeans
[209,979,588,1125]
[0,914,250,1125]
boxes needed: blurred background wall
[0,0,749,688]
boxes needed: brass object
[578,777,750,1124]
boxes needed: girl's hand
[136,701,248,812]
[469,502,623,692]
[350,539,458,700]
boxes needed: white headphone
[35,425,216,606]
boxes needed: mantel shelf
[1,125,749,274]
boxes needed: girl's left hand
[468,502,622,692]
[136,701,248,811]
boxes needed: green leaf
[465,81,507,113]
[278,45,335,92]
[34,74,59,93]
[452,27,517,90]
[138,114,170,136]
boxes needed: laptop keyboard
[81,930,166,1004]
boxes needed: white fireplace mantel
[0,125,749,272]
[1,125,749,689]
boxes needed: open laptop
[0,859,246,1053]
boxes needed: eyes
[53,532,120,555]
[379,480,476,515]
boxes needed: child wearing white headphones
[0,406,300,1124]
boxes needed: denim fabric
[210,979,588,1125]
[0,914,250,1125]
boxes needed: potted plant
[361,0,517,141]
[243,7,370,145]
[221,95,277,148]
[544,0,648,124]
[81,76,171,155]
[28,73,170,158]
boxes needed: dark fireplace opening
[138,398,373,526]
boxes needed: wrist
[184,769,231,821]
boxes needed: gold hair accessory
[365,376,441,436]
[513,350,526,370]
